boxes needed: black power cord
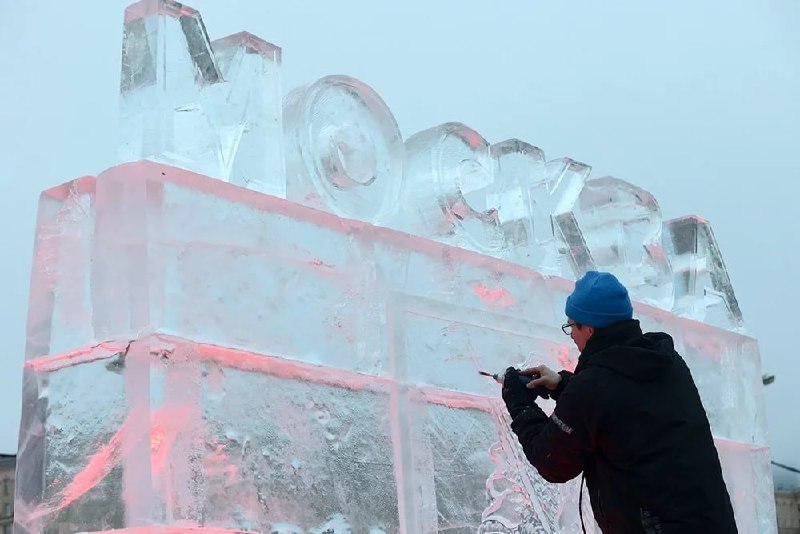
[772,461,800,475]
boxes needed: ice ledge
[40,161,761,344]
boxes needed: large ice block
[489,141,590,276]
[17,162,774,532]
[16,338,399,532]
[401,125,591,278]
[119,0,284,196]
[18,337,772,533]
[663,215,744,331]
[716,439,778,534]
[18,336,593,533]
[283,75,404,224]
[401,122,499,251]
[564,176,674,309]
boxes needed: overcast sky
[1,1,798,488]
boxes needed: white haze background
[0,1,798,488]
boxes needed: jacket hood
[577,319,677,382]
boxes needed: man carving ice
[502,270,738,533]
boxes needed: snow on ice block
[18,162,772,532]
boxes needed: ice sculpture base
[17,162,775,533]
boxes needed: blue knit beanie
[565,271,633,328]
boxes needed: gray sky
[1,1,798,487]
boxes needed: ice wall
[15,0,772,533]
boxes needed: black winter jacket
[510,319,738,533]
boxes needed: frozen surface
[116,0,748,328]
[17,335,774,533]
[663,215,744,331]
[716,439,778,534]
[284,75,404,223]
[565,176,674,309]
[15,0,773,532]
[119,0,284,196]
[17,162,773,532]
[400,125,590,277]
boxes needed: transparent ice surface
[678,321,768,444]
[18,0,771,530]
[637,306,768,446]
[490,141,590,276]
[400,126,590,278]
[283,75,404,223]
[17,162,774,533]
[663,215,744,331]
[565,176,674,309]
[211,32,284,195]
[24,178,95,360]
[716,439,778,534]
[400,122,499,250]
[119,0,284,196]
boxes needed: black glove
[502,367,539,419]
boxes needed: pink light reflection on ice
[190,338,392,394]
[203,444,239,484]
[411,384,496,412]
[555,345,578,373]
[25,340,133,373]
[462,129,485,150]
[124,0,202,24]
[308,258,336,270]
[23,406,148,523]
[471,282,516,308]
[149,406,193,478]
[23,404,196,526]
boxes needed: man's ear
[586,326,596,337]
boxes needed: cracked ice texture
[16,162,773,533]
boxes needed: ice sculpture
[562,176,674,309]
[283,75,404,223]
[14,0,774,533]
[401,123,498,248]
[119,0,285,196]
[663,215,744,331]
[400,127,590,277]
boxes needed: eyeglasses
[561,322,579,335]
